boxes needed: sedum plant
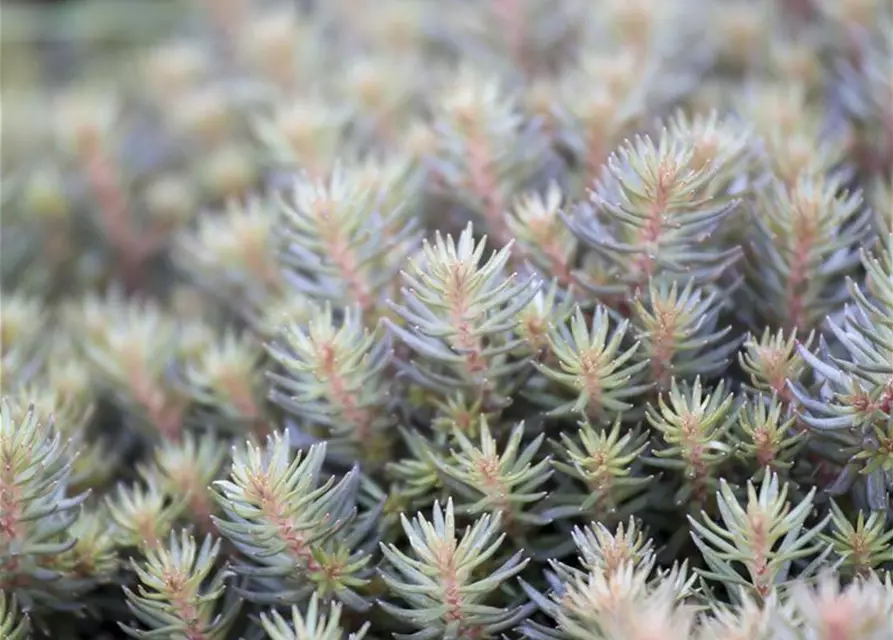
[645,377,738,510]
[0,400,90,612]
[689,473,831,602]
[1,0,892,638]
[823,500,893,578]
[548,416,652,527]
[428,67,550,249]
[433,418,552,546]
[275,166,418,317]
[743,172,872,333]
[520,516,696,640]
[386,223,539,413]
[792,239,893,508]
[258,594,369,640]
[121,531,241,639]
[379,499,533,639]
[0,591,29,640]
[564,113,749,304]
[267,302,395,466]
[211,432,379,612]
[629,277,740,392]
[531,304,649,420]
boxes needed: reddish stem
[315,201,374,312]
[219,373,269,439]
[130,373,184,441]
[784,219,815,331]
[0,457,22,550]
[467,135,510,248]
[165,574,211,640]
[83,140,168,292]
[318,343,376,444]
[434,542,485,638]
[250,474,346,587]
[630,167,671,294]
[748,510,772,599]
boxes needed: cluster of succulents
[1,0,892,638]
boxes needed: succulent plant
[1,0,892,638]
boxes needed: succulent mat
[1,0,892,638]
